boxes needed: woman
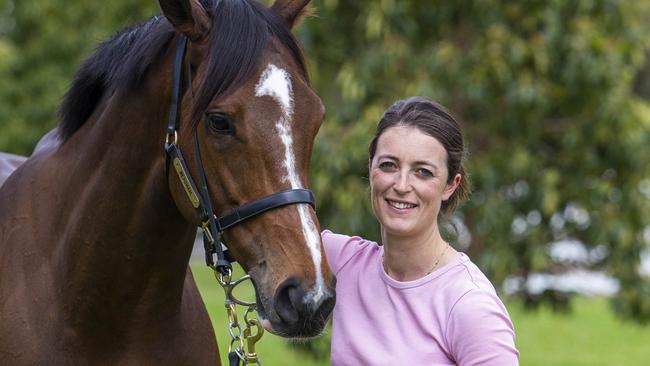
[322,96,519,365]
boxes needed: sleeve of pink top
[445,289,520,366]
[320,230,367,275]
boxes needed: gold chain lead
[213,266,264,365]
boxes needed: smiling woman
[322,96,519,365]
[369,126,462,247]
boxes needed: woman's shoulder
[442,256,519,364]
[321,230,376,248]
[431,254,498,296]
[433,255,510,324]
[444,291,519,364]
[321,230,379,274]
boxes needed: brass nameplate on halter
[173,158,201,208]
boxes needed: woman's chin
[381,221,417,237]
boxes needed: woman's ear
[442,174,462,201]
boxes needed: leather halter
[164,35,316,274]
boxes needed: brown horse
[0,0,335,364]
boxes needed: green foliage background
[303,0,650,321]
[1,0,649,323]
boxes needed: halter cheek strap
[164,35,317,275]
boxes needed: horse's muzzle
[271,276,336,338]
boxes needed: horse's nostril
[274,277,304,325]
[273,277,336,336]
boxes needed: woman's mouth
[386,199,417,209]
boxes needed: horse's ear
[271,0,313,29]
[159,0,211,41]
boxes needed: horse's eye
[206,112,235,135]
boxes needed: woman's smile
[385,198,417,211]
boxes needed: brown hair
[368,96,471,214]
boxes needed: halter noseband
[164,35,316,275]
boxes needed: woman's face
[370,125,460,239]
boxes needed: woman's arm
[445,289,520,366]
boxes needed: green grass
[507,297,650,366]
[192,264,650,365]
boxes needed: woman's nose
[392,171,411,193]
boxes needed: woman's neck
[381,226,455,281]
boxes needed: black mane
[58,0,307,142]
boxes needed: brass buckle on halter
[164,130,178,146]
[201,220,215,244]
[201,220,222,269]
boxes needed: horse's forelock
[190,0,308,123]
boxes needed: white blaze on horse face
[255,64,327,306]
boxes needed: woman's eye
[378,161,397,170]
[416,168,433,177]
[206,113,235,135]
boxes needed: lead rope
[215,269,264,365]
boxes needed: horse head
[160,0,335,338]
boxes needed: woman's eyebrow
[376,154,398,161]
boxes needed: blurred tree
[0,0,158,154]
[299,0,650,323]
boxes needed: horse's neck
[54,73,196,331]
